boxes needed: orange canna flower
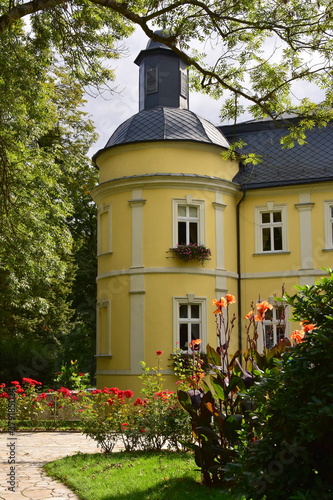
[301,322,315,333]
[189,339,202,350]
[212,297,227,314]
[256,301,273,313]
[244,310,254,319]
[254,301,273,322]
[290,330,305,343]
[225,294,236,305]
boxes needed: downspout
[236,187,246,352]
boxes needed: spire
[134,30,189,112]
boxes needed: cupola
[134,30,189,111]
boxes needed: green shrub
[78,359,192,453]
[228,271,333,499]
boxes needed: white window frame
[254,202,288,253]
[257,299,288,352]
[173,294,207,352]
[97,204,112,256]
[172,196,205,247]
[324,201,333,249]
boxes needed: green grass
[44,450,236,500]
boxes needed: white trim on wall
[96,299,111,356]
[97,204,112,256]
[324,200,333,250]
[128,190,146,268]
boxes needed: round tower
[91,33,240,392]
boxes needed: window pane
[264,308,273,320]
[179,324,189,350]
[189,222,198,244]
[262,227,271,251]
[178,205,186,217]
[189,206,198,218]
[146,68,158,94]
[273,211,282,223]
[191,305,200,318]
[179,305,188,318]
[180,70,188,98]
[178,222,186,245]
[273,227,283,250]
[261,212,270,224]
[330,206,333,218]
[191,323,200,341]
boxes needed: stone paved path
[0,432,115,499]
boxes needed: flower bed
[0,374,191,452]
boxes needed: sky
[84,28,227,157]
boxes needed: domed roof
[145,30,173,51]
[101,107,229,152]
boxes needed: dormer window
[146,68,158,95]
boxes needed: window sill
[322,248,333,252]
[95,354,113,358]
[253,251,291,256]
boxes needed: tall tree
[0,20,99,384]
[1,0,333,141]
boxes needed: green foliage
[228,271,333,499]
[0,23,98,384]
[169,348,210,389]
[2,0,333,134]
[54,360,91,390]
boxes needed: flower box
[168,243,211,264]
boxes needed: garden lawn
[44,450,236,500]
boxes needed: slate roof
[219,118,333,189]
[93,107,229,161]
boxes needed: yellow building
[92,34,333,390]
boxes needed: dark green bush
[229,271,333,500]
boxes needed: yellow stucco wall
[96,142,238,183]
